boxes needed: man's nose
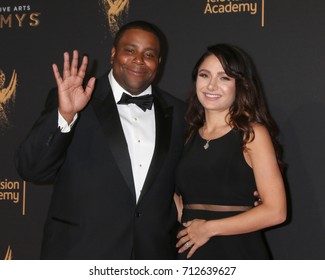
[133,53,144,64]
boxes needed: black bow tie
[117,92,154,112]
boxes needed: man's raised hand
[52,50,96,124]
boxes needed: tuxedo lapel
[91,75,136,199]
[138,90,173,203]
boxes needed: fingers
[177,228,187,239]
[176,220,207,258]
[70,50,79,76]
[63,50,79,79]
[176,237,192,251]
[71,50,89,79]
[176,238,198,259]
[84,77,96,98]
[59,50,89,80]
[176,227,194,252]
[186,244,198,259]
[176,227,190,248]
[176,221,193,247]
[52,64,62,85]
[62,51,71,80]
[176,235,188,248]
[77,54,88,79]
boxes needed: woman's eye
[198,73,208,78]
[220,76,231,81]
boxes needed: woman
[174,44,286,259]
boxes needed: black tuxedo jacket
[15,73,186,259]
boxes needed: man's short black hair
[113,20,163,56]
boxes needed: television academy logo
[0,179,26,215]
[101,0,129,35]
[0,4,41,29]
[0,69,17,127]
[203,0,265,27]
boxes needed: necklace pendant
[203,140,210,150]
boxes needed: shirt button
[135,211,142,217]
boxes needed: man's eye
[125,49,134,54]
[145,53,155,58]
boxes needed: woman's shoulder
[251,123,269,135]
[247,123,273,150]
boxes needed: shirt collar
[108,70,152,104]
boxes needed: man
[15,21,186,259]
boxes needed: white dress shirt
[109,71,156,202]
[58,71,156,202]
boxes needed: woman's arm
[174,193,183,223]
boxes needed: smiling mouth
[126,67,148,77]
[205,93,222,98]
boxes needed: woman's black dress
[175,130,270,259]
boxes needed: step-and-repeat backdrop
[1,0,324,259]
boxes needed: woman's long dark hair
[185,43,284,169]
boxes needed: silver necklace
[203,139,211,150]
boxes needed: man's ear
[110,47,116,64]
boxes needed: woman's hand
[176,219,212,259]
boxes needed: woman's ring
[185,242,190,247]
